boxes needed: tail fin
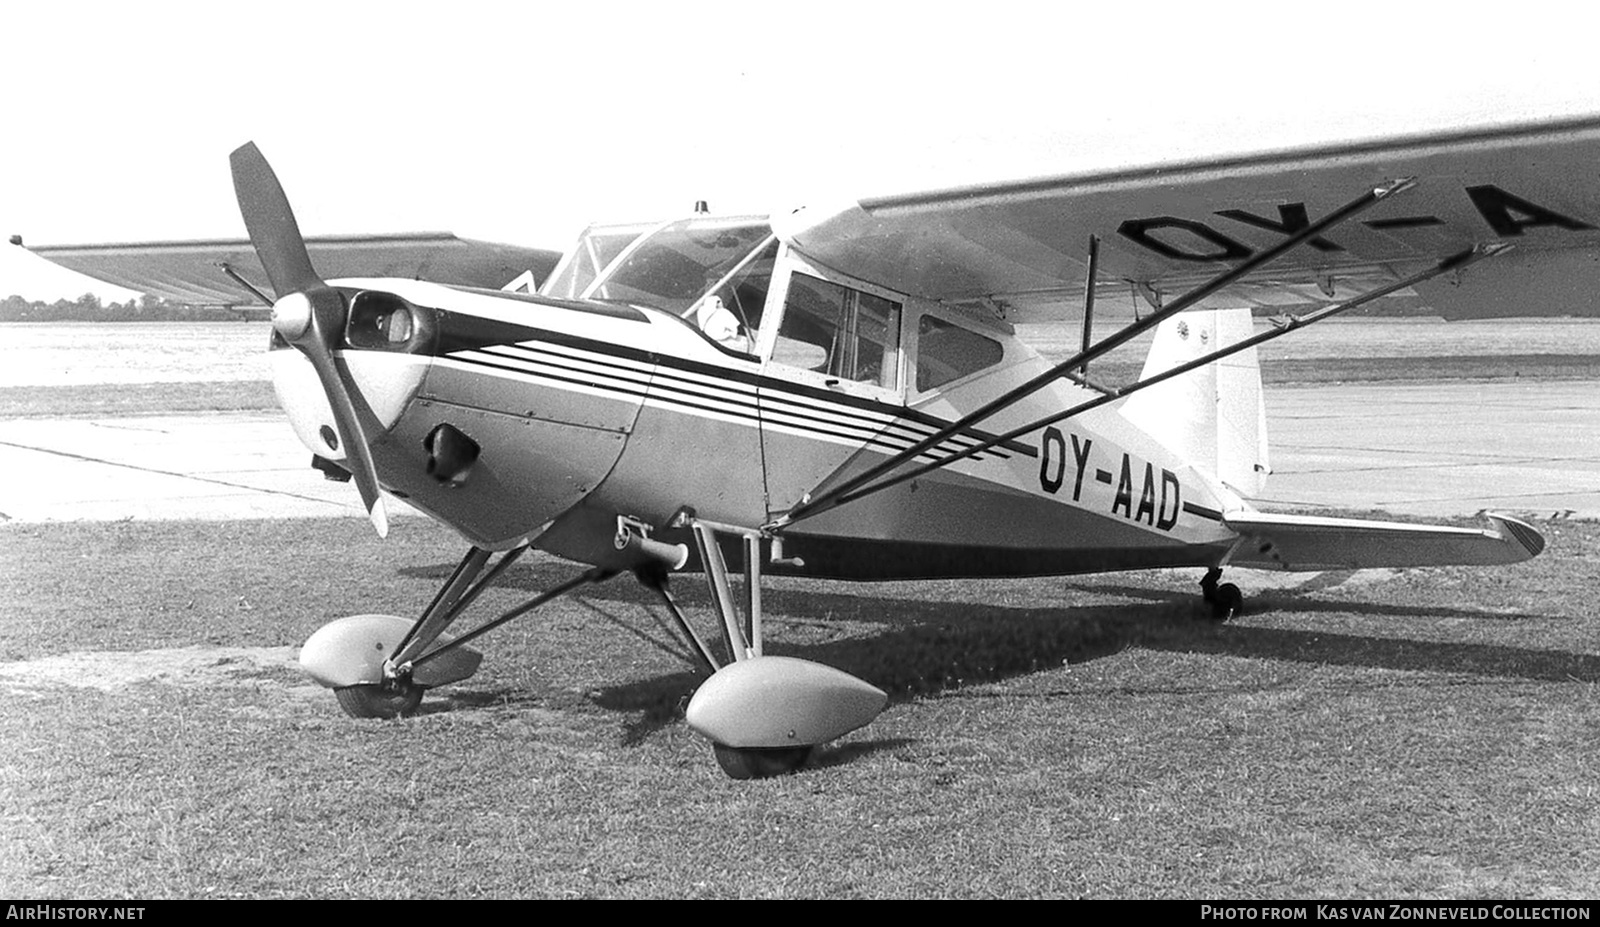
[1119,308,1270,498]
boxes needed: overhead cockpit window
[776,273,901,389]
[587,218,772,316]
[916,315,1004,392]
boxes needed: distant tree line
[0,293,256,322]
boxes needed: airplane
[23,113,1597,779]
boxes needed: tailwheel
[1209,582,1244,622]
[712,743,813,780]
[335,682,424,719]
[1199,567,1243,621]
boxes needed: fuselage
[269,215,1246,580]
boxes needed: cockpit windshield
[539,221,654,301]
[584,217,773,317]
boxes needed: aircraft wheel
[1209,583,1244,622]
[712,743,813,779]
[335,682,424,719]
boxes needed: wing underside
[1222,511,1545,572]
[775,114,1600,321]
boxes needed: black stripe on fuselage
[429,312,1036,459]
[443,346,1012,464]
[645,368,1008,461]
[442,351,654,402]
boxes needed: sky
[3,0,1598,300]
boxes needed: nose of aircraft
[270,285,436,460]
[268,333,430,465]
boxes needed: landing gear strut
[638,519,810,779]
[299,543,614,719]
[1200,567,1244,622]
[300,514,886,779]
[664,511,887,779]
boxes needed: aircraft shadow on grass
[406,559,1597,745]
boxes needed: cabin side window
[776,272,901,389]
[915,314,1004,392]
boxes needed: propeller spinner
[230,142,389,536]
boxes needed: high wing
[774,113,1600,320]
[1221,511,1545,571]
[23,232,562,307]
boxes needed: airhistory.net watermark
[5,908,144,920]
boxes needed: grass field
[1,515,1595,898]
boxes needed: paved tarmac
[1257,380,1598,518]
[0,413,390,523]
[0,380,1594,526]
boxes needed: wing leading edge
[1221,511,1545,572]
[23,233,563,307]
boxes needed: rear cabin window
[916,315,1004,392]
[776,273,901,389]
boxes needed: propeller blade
[300,300,390,538]
[229,142,321,299]
[230,143,389,537]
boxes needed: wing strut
[218,262,272,305]
[1079,235,1099,377]
[771,177,1417,529]
[774,240,1509,528]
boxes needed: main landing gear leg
[638,561,816,778]
[658,512,887,779]
[299,543,612,718]
[1199,566,1244,622]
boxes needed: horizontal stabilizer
[1223,511,1544,572]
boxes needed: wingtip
[1485,512,1545,559]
